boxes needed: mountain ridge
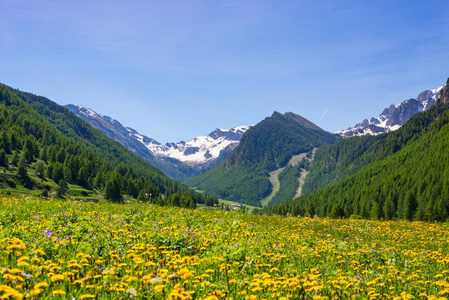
[263,97,449,221]
[66,104,250,179]
[185,111,339,206]
[0,82,214,206]
[336,85,444,138]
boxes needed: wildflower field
[0,197,449,300]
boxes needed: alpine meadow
[1,1,449,299]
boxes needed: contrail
[319,107,329,122]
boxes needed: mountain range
[336,86,444,138]
[185,111,340,206]
[0,82,218,207]
[1,76,449,221]
[65,82,447,207]
[65,104,250,179]
[264,83,449,221]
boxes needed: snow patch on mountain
[65,104,251,168]
[142,125,252,165]
[336,85,444,138]
[75,105,102,118]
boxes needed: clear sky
[1,0,448,143]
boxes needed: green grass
[1,195,449,299]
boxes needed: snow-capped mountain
[336,86,444,138]
[65,104,250,178]
[141,126,251,165]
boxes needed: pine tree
[11,150,19,166]
[1,131,11,154]
[35,161,45,178]
[39,145,48,162]
[383,197,396,220]
[77,167,87,188]
[405,191,418,221]
[137,190,147,202]
[328,203,345,218]
[17,156,28,178]
[104,177,121,202]
[57,179,68,199]
[0,149,8,167]
[370,202,382,220]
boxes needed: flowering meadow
[0,196,449,299]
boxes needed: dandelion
[79,294,96,299]
[154,285,165,293]
[34,282,49,289]
[51,274,65,282]
[52,289,66,295]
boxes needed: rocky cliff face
[336,85,444,138]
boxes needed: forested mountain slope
[302,85,449,195]
[185,112,339,206]
[264,95,449,221]
[0,83,216,206]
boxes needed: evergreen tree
[1,131,11,154]
[63,165,72,182]
[11,150,19,166]
[17,156,28,178]
[188,197,196,209]
[35,161,45,178]
[21,148,31,163]
[405,191,418,221]
[383,197,396,220]
[0,149,8,167]
[370,202,382,220]
[77,167,87,188]
[397,194,406,219]
[137,190,147,202]
[52,163,64,183]
[170,193,180,207]
[39,145,48,162]
[104,177,121,202]
[57,179,68,199]
[328,203,345,218]
[10,132,18,150]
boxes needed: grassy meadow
[0,196,449,299]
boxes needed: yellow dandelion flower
[30,289,43,296]
[52,289,66,295]
[154,285,165,293]
[34,249,45,256]
[34,282,49,289]
[17,261,29,267]
[79,294,96,299]
[51,274,65,282]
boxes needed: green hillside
[0,83,216,206]
[302,91,449,195]
[263,97,449,221]
[185,112,339,206]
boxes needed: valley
[2,2,448,299]
[0,77,448,300]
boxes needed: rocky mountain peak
[336,84,444,138]
[65,104,250,178]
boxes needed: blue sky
[1,0,448,143]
